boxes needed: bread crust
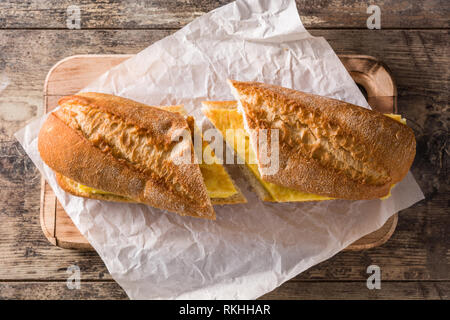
[228,80,416,200]
[39,93,214,219]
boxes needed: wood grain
[0,280,447,300]
[0,11,448,298]
[260,281,450,300]
[0,281,128,300]
[1,30,447,282]
[0,0,448,29]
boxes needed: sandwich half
[202,80,416,201]
[38,92,245,220]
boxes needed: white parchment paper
[15,0,424,299]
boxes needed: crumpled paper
[15,0,424,299]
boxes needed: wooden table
[0,1,448,300]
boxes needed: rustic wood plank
[0,29,447,283]
[261,281,450,300]
[317,30,450,101]
[0,281,128,300]
[0,280,447,299]
[0,30,447,113]
[0,0,448,29]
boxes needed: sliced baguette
[39,93,214,219]
[228,80,416,200]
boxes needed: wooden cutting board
[40,54,398,250]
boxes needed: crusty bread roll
[228,80,416,200]
[38,92,214,219]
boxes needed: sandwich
[202,80,416,201]
[38,93,246,220]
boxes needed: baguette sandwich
[38,93,246,220]
[202,80,416,201]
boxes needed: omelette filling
[203,105,405,202]
[77,160,237,199]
